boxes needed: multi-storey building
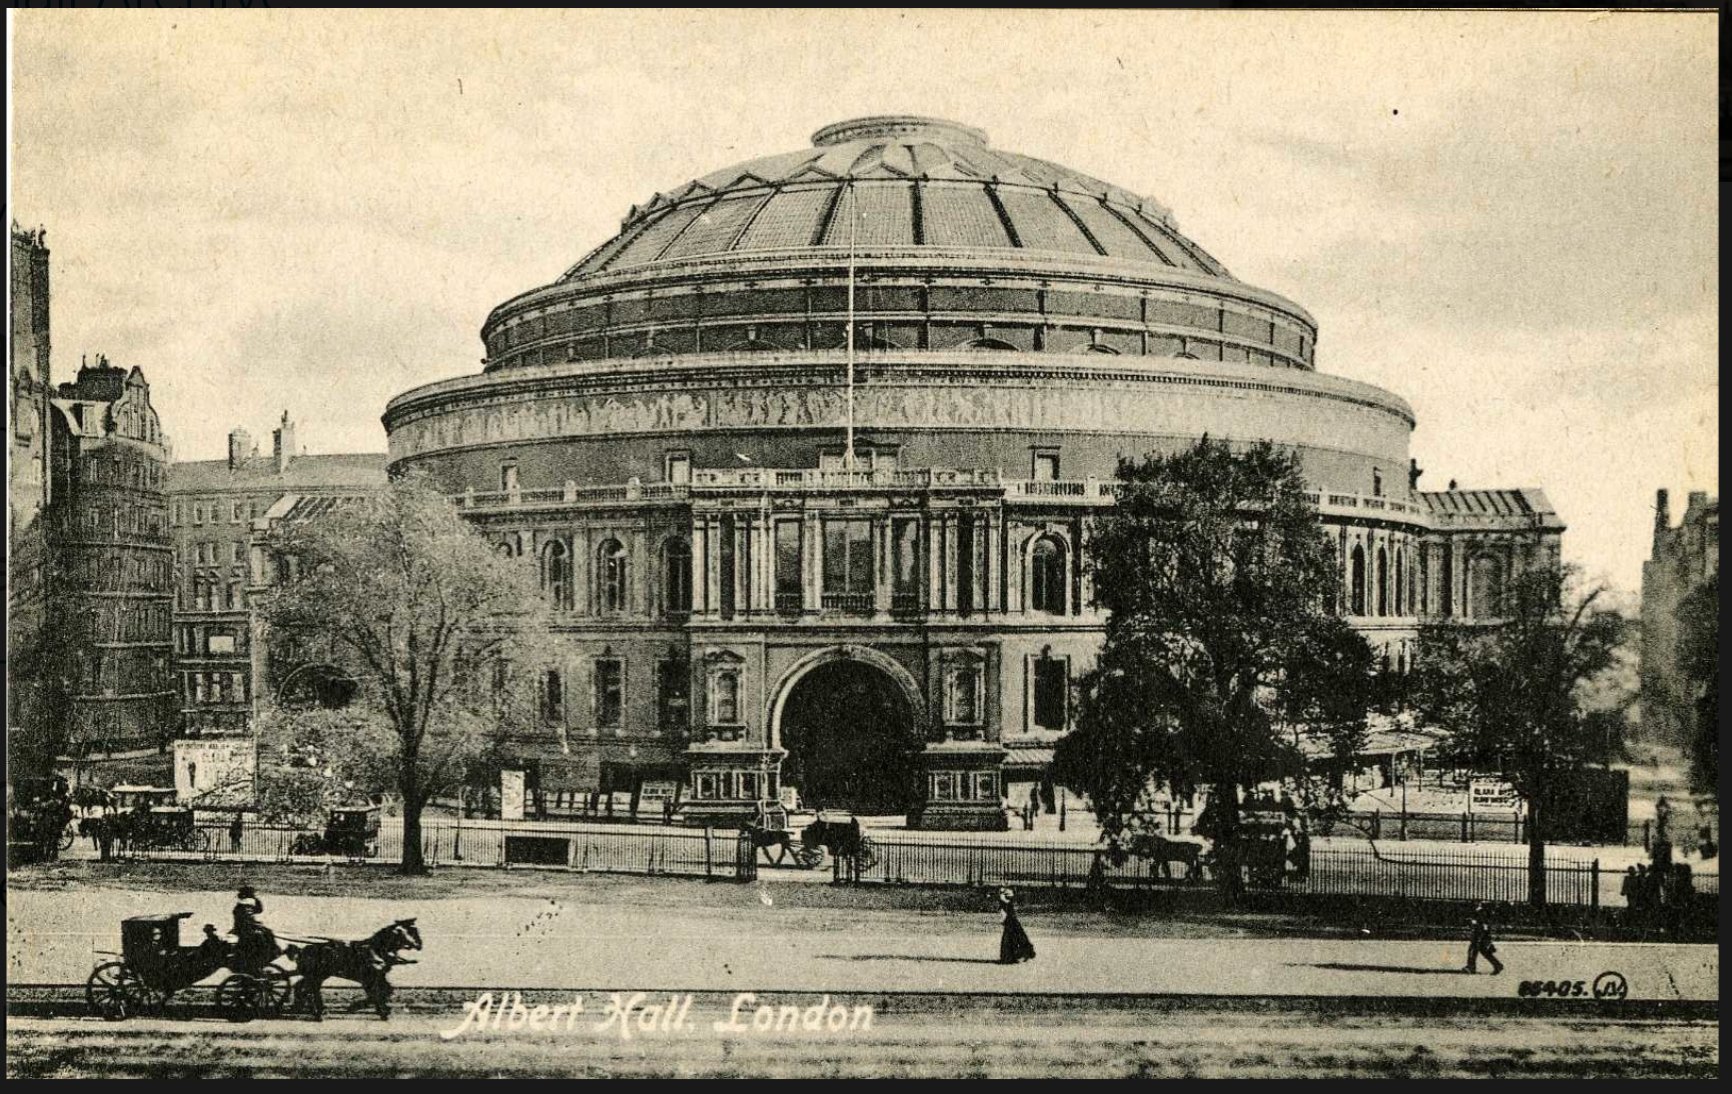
[165,415,385,736]
[8,225,55,782]
[42,357,177,772]
[381,116,1565,828]
[1641,488,1719,744]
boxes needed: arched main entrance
[777,658,921,815]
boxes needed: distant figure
[228,814,245,853]
[1654,796,1674,843]
[1697,824,1717,861]
[996,888,1037,965]
[1620,866,1641,920]
[1464,904,1503,974]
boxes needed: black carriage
[85,912,292,1022]
[799,812,879,873]
[291,805,381,857]
[133,806,211,853]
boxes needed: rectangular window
[665,452,691,485]
[174,502,183,525]
[657,660,689,732]
[712,669,741,725]
[891,518,921,609]
[695,772,719,800]
[956,517,977,615]
[1033,657,1069,730]
[774,520,803,611]
[500,463,520,493]
[231,672,246,704]
[947,660,983,725]
[231,501,243,523]
[1032,450,1060,482]
[822,519,874,604]
[231,542,245,563]
[718,515,737,619]
[594,659,623,730]
[542,669,565,724]
[738,771,761,801]
[193,505,204,525]
[208,633,237,656]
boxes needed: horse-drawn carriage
[741,804,880,872]
[290,805,381,858]
[85,912,292,1022]
[6,776,76,865]
[82,805,210,854]
[84,911,423,1023]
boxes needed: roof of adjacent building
[559,116,1235,283]
[168,452,388,494]
[1419,487,1565,531]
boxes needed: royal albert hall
[383,116,1562,830]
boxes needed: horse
[1126,833,1209,880]
[287,918,422,1021]
[742,822,798,865]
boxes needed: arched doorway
[777,658,920,814]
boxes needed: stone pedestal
[678,744,785,827]
[909,741,1009,831]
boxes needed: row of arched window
[532,536,691,616]
[1346,541,1419,618]
[523,528,1072,617]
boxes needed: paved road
[6,997,1717,1078]
[8,879,1716,1001]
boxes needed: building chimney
[227,427,255,470]
[271,411,295,474]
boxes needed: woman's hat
[237,885,257,898]
[998,887,1015,901]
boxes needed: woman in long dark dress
[997,887,1036,964]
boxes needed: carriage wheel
[86,961,157,1021]
[793,845,825,869]
[259,967,294,1017]
[58,824,76,852]
[216,974,263,1023]
[180,828,210,853]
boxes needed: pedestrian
[228,813,245,854]
[996,887,1037,965]
[1654,796,1673,842]
[1464,903,1503,974]
[1620,866,1640,923]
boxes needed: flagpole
[844,184,857,471]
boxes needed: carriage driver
[232,885,278,963]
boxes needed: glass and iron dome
[560,116,1234,281]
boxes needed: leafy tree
[1675,572,1718,800]
[1054,438,1374,896]
[1411,565,1629,906]
[257,472,551,873]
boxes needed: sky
[7,9,1717,596]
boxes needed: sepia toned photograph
[4,7,1718,1079]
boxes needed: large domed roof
[560,116,1234,282]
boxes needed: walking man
[1464,903,1503,974]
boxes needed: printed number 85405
[1517,980,1587,997]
